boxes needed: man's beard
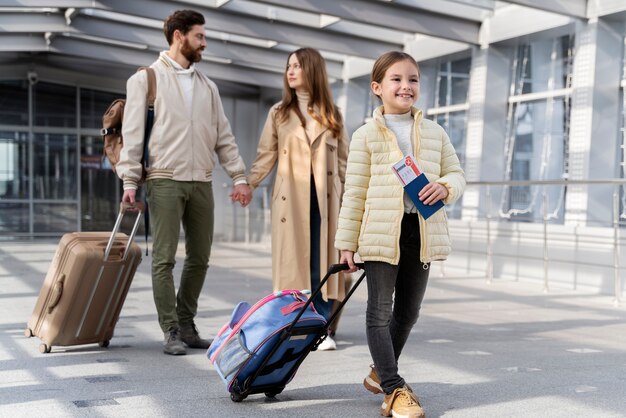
[181,38,203,63]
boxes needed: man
[117,9,252,355]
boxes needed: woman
[245,48,349,350]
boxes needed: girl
[335,51,465,417]
[245,48,349,350]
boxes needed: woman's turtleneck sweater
[384,110,417,214]
[296,90,318,143]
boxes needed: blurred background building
[1,0,625,297]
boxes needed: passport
[391,154,444,220]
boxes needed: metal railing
[464,179,625,306]
[224,179,625,305]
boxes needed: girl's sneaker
[380,386,425,418]
[364,365,413,395]
[363,364,383,394]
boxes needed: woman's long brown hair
[276,48,343,138]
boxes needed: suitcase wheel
[230,392,246,402]
[39,344,51,354]
[264,391,281,398]
[99,340,110,348]
[24,328,33,338]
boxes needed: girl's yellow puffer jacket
[335,106,465,264]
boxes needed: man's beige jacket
[117,55,246,190]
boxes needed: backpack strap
[141,67,156,108]
[137,67,156,168]
[137,66,156,256]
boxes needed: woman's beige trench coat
[247,104,349,301]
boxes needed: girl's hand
[340,250,357,272]
[419,182,449,205]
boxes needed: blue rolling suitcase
[207,263,365,402]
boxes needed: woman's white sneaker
[317,335,337,351]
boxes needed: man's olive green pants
[146,179,214,333]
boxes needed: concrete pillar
[335,76,371,136]
[586,18,623,226]
[565,18,623,226]
[462,45,512,220]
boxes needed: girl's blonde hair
[276,48,343,138]
[371,51,420,100]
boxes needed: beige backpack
[101,67,156,181]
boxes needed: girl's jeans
[364,213,430,394]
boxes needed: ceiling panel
[0,0,586,88]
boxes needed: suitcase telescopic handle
[327,262,365,275]
[287,262,365,332]
[103,202,145,262]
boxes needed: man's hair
[163,10,205,45]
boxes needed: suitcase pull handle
[104,203,144,262]
[327,263,365,275]
[286,263,365,332]
[47,274,65,314]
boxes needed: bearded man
[116,9,251,355]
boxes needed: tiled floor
[1,240,626,417]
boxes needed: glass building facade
[0,80,122,237]
[500,35,574,223]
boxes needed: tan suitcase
[25,203,143,353]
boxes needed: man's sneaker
[364,364,383,394]
[180,322,212,349]
[163,327,186,355]
[380,386,425,418]
[317,334,337,351]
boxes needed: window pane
[514,35,574,95]
[434,113,466,166]
[80,135,122,231]
[34,203,77,233]
[506,99,568,222]
[451,76,469,105]
[436,57,470,107]
[448,112,466,166]
[434,112,465,219]
[0,203,29,234]
[451,58,471,74]
[0,80,29,126]
[33,133,78,200]
[0,131,29,199]
[33,82,76,127]
[81,89,121,129]
[438,81,448,107]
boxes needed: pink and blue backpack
[207,289,327,400]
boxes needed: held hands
[418,182,448,205]
[230,184,253,207]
